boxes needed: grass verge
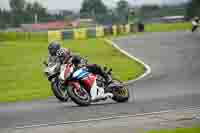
[0,39,145,103]
[147,126,200,133]
[145,22,191,32]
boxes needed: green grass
[0,32,47,41]
[0,39,145,103]
[145,22,192,32]
[147,127,200,133]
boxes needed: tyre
[111,80,129,103]
[67,84,91,106]
[51,78,69,102]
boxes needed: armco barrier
[87,28,96,38]
[50,24,137,41]
[130,24,136,32]
[112,25,118,36]
[125,24,131,33]
[96,26,104,37]
[120,25,124,34]
[0,24,136,42]
[62,30,73,40]
[104,26,113,36]
[73,28,87,39]
[48,31,62,42]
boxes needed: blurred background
[0,0,199,32]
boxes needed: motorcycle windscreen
[72,68,90,80]
[72,68,96,91]
[60,64,73,80]
[81,74,96,91]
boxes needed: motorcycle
[59,63,130,106]
[43,61,69,102]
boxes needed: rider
[47,42,112,83]
[47,42,113,101]
[47,41,61,65]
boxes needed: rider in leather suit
[47,42,112,84]
[47,42,113,101]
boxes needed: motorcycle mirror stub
[43,60,48,66]
[103,66,108,71]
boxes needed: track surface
[0,32,200,130]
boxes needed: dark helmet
[48,42,61,56]
[71,56,82,66]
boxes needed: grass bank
[148,126,200,133]
[0,39,145,103]
[145,22,191,32]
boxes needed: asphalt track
[0,31,200,131]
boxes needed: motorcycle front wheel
[67,84,91,106]
[51,78,69,102]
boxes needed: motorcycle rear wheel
[111,80,129,103]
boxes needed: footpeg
[104,93,113,99]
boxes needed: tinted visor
[49,48,58,56]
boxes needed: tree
[141,5,160,11]
[9,0,26,26]
[0,9,5,29]
[116,0,130,24]
[0,9,10,29]
[9,0,26,12]
[25,1,48,23]
[80,0,107,22]
[2,0,74,28]
[187,0,200,19]
[32,2,46,15]
[8,0,49,25]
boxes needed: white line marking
[104,38,151,101]
[104,39,151,84]
[15,106,200,129]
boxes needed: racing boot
[95,87,113,101]
[90,83,113,102]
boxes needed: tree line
[0,0,199,29]
[80,0,133,24]
[0,0,133,29]
[186,0,200,18]
[0,0,66,29]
